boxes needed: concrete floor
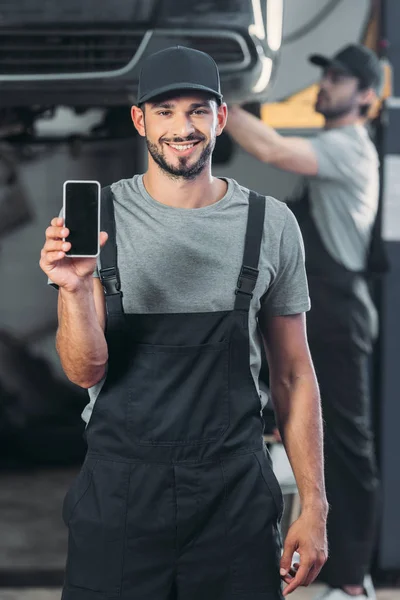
[0,587,399,600]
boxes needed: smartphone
[62,180,100,258]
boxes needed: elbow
[70,379,92,390]
[255,145,274,165]
[59,358,107,389]
[76,380,101,390]
[257,146,288,169]
[68,366,107,389]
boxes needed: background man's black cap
[309,44,384,93]
[137,46,223,106]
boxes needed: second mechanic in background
[226,44,384,600]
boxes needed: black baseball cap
[309,44,384,92]
[137,46,223,106]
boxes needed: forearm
[272,369,328,514]
[226,105,319,175]
[56,280,108,388]
[225,105,283,163]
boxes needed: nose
[320,71,335,91]
[172,112,195,138]
[319,78,330,95]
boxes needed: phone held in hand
[62,180,101,258]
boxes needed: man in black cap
[41,46,328,599]
[226,44,384,599]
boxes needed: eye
[192,109,208,115]
[331,73,346,84]
[157,110,172,116]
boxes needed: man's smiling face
[132,92,227,180]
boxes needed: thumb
[99,231,109,247]
[280,536,297,577]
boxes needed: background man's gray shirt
[295,124,379,339]
[52,175,310,424]
[308,123,379,272]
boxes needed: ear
[216,103,228,137]
[358,87,377,108]
[131,105,146,137]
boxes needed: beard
[315,93,358,120]
[146,134,215,180]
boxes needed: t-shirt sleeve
[260,207,310,317]
[310,129,358,181]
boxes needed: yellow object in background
[262,3,392,131]
[261,85,324,129]
[261,61,391,130]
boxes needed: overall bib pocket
[127,340,229,445]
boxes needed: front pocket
[64,459,129,596]
[127,340,229,445]
[254,449,284,522]
[221,453,282,593]
[62,458,97,526]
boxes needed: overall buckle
[235,265,259,298]
[99,267,121,296]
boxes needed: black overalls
[61,189,284,600]
[288,191,379,588]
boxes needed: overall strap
[99,185,124,320]
[234,191,266,311]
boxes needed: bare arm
[56,277,108,388]
[225,105,319,176]
[260,312,328,594]
[40,217,109,389]
[261,313,326,508]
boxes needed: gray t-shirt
[53,175,310,424]
[308,124,379,272]
[306,124,380,338]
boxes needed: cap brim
[309,54,352,75]
[137,82,223,106]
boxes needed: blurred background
[0,1,400,598]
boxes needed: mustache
[161,134,205,143]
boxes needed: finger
[304,553,326,586]
[288,564,299,578]
[51,217,64,227]
[283,563,313,596]
[281,563,299,585]
[99,231,108,247]
[303,564,320,587]
[283,564,313,596]
[41,250,66,266]
[44,240,71,253]
[46,226,69,240]
[281,573,296,585]
[280,539,297,578]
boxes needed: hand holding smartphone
[63,180,101,257]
